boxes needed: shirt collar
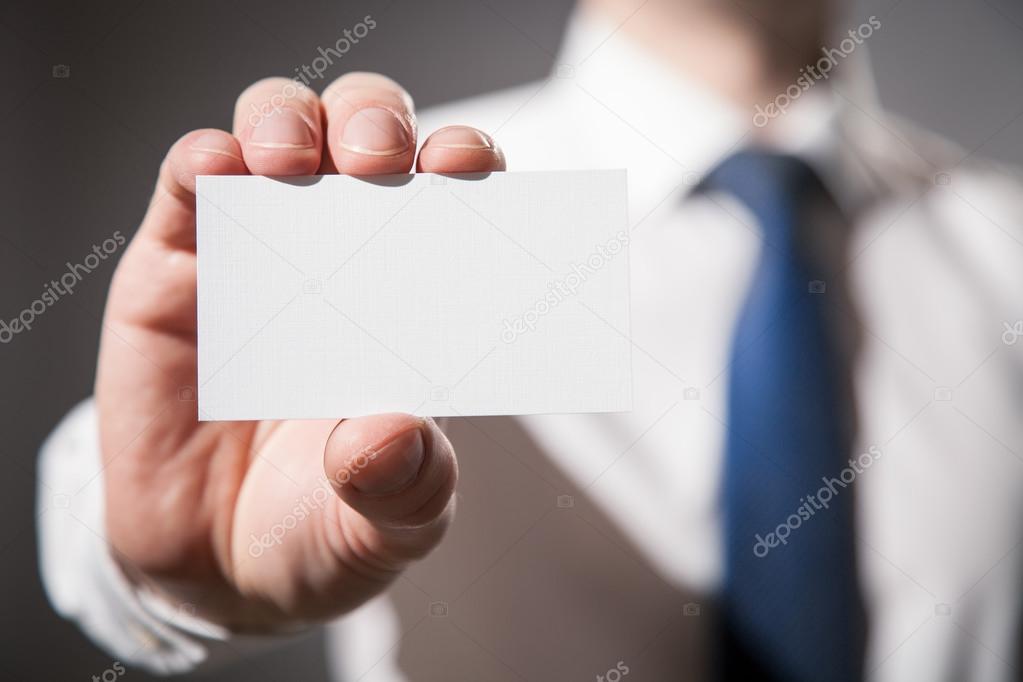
[553,8,886,217]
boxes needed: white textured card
[196,170,631,421]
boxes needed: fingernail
[349,427,425,495]
[428,127,494,150]
[248,108,315,149]
[340,107,410,156]
[189,131,244,161]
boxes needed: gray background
[1,0,1021,679]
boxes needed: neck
[580,0,833,108]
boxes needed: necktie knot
[699,151,828,247]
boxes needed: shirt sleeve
[35,399,311,675]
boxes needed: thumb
[323,414,458,562]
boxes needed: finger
[145,128,247,249]
[416,125,506,173]
[99,129,247,501]
[121,128,245,326]
[323,414,457,561]
[322,72,416,175]
[233,77,323,175]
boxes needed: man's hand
[95,73,505,629]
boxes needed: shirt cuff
[35,398,308,675]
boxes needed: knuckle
[235,77,319,131]
[167,130,242,178]
[327,71,407,94]
[324,73,413,113]
[236,76,296,104]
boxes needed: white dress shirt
[37,9,1023,681]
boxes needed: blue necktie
[701,151,866,682]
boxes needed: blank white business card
[196,170,631,421]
